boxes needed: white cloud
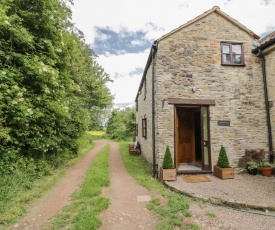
[71,0,275,107]
[97,49,150,79]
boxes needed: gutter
[252,46,274,162]
[151,42,157,177]
[135,42,159,177]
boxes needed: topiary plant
[217,145,230,168]
[162,145,174,169]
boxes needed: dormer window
[221,42,244,65]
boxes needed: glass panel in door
[201,106,211,170]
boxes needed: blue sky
[71,0,275,108]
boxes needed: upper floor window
[221,43,244,66]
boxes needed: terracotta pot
[259,167,273,177]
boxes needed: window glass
[221,42,244,65]
[232,44,241,54]
[222,54,230,63]
[222,45,230,53]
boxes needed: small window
[135,124,138,136]
[142,118,147,139]
[221,43,244,65]
[144,77,147,100]
[136,100,138,111]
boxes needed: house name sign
[217,120,230,126]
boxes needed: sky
[71,0,275,108]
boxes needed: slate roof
[259,30,275,45]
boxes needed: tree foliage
[106,108,136,140]
[162,146,174,169]
[0,0,113,170]
[217,145,230,168]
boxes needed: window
[136,100,138,111]
[221,43,244,65]
[144,77,147,100]
[142,118,147,139]
[135,124,138,136]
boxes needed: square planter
[160,167,177,181]
[213,165,234,180]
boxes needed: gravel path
[166,174,275,229]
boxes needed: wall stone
[137,11,271,171]
[265,44,275,150]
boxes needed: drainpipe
[152,42,158,177]
[259,50,274,162]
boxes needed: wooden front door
[175,108,195,168]
[175,106,211,171]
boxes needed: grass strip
[1,134,95,229]
[119,142,199,230]
[45,145,110,230]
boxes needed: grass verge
[1,134,95,229]
[119,141,199,230]
[44,145,110,230]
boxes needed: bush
[162,146,174,169]
[217,145,230,168]
[237,149,266,168]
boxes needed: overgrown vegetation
[119,142,199,230]
[0,0,112,171]
[1,133,94,227]
[45,146,110,230]
[106,108,136,140]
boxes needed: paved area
[165,172,275,212]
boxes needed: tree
[0,0,113,164]
[106,108,136,140]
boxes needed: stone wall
[154,11,268,168]
[265,44,275,149]
[136,62,154,164]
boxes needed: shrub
[162,146,174,169]
[216,145,230,168]
[237,149,266,168]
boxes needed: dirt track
[11,140,158,230]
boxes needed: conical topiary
[162,145,174,169]
[217,145,230,168]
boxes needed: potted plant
[246,162,258,176]
[238,149,265,173]
[213,145,234,179]
[160,145,177,181]
[258,161,273,177]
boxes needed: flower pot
[160,167,177,181]
[259,167,273,177]
[213,165,234,179]
[246,164,258,176]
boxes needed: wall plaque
[218,120,230,126]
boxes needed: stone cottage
[135,6,275,176]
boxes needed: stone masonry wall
[265,44,275,150]
[136,62,154,164]
[154,12,268,168]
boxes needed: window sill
[221,63,246,67]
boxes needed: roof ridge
[156,6,259,42]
